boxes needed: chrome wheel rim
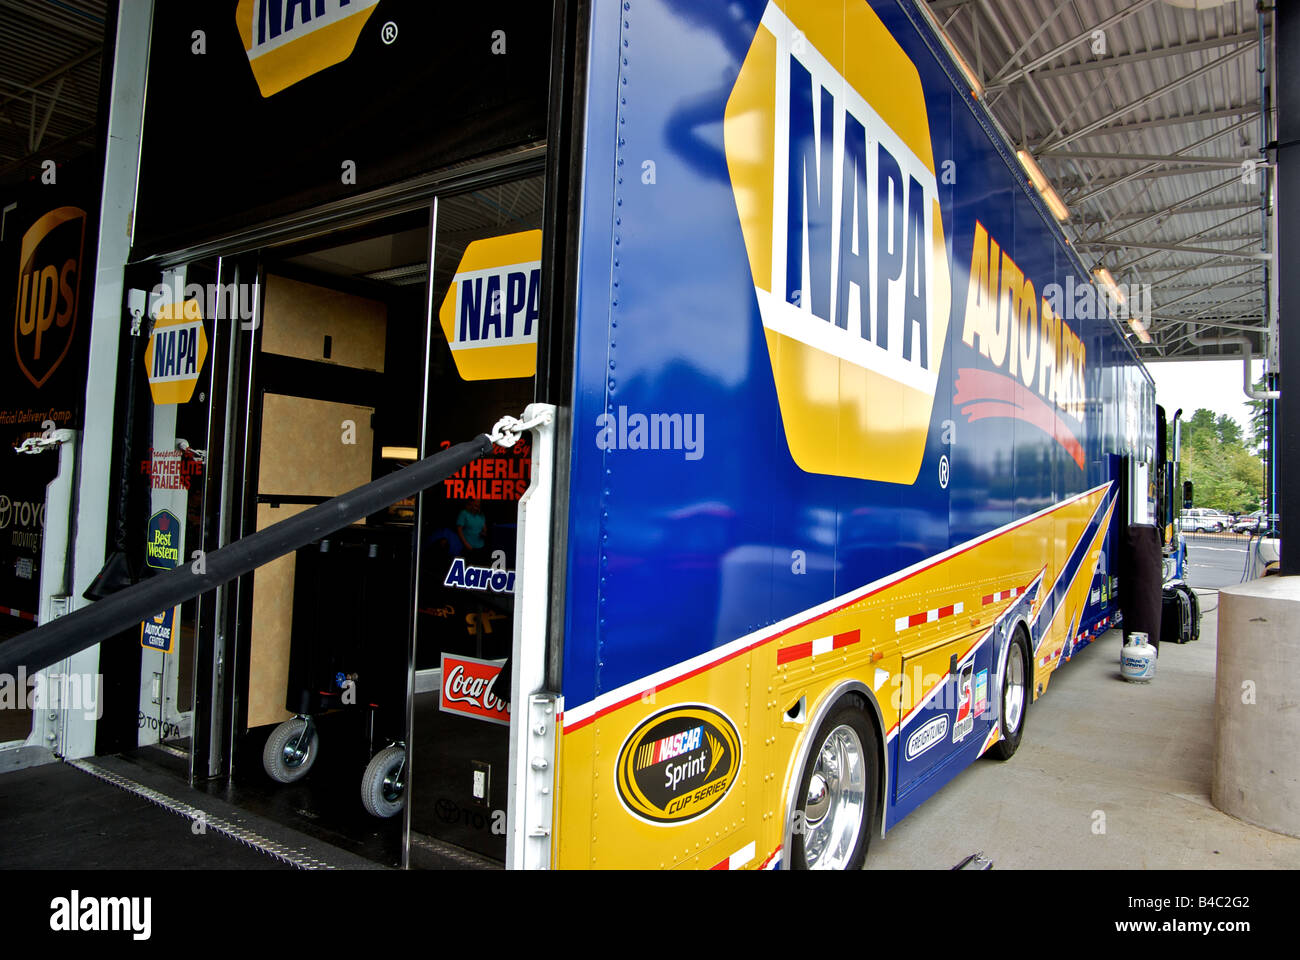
[1004,646,1025,734]
[382,763,405,804]
[800,724,866,870]
[282,729,310,768]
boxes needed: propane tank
[1121,632,1157,683]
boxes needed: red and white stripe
[0,606,35,622]
[710,840,755,870]
[559,482,1113,732]
[1071,616,1114,651]
[777,629,860,665]
[894,602,963,633]
[982,585,1024,605]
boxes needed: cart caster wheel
[263,717,319,783]
[361,745,407,818]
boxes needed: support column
[1279,2,1300,573]
[1213,578,1300,837]
[62,0,155,758]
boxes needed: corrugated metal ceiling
[0,1,1279,364]
[0,0,107,187]
[924,0,1275,362]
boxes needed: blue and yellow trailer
[537,0,1154,869]
[11,0,1160,873]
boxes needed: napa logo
[724,1,952,485]
[145,300,209,406]
[235,0,381,98]
[438,230,542,381]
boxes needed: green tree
[1185,408,1216,444]
[1245,378,1270,453]
[1215,414,1242,446]
[1171,407,1264,514]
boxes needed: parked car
[1232,511,1270,534]
[1179,509,1227,533]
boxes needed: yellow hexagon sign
[235,0,381,98]
[438,230,542,381]
[724,0,952,485]
[146,300,209,406]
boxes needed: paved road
[867,616,1300,869]
[1182,533,1252,590]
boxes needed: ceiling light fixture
[915,2,984,99]
[1017,150,1070,222]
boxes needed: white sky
[1147,358,1267,436]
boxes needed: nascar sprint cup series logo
[236,0,381,98]
[616,705,742,825]
[725,1,951,484]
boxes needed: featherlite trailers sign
[130,1,551,257]
[0,160,100,625]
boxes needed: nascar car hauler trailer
[540,0,1155,870]
[14,0,1158,871]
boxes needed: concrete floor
[869,595,1300,869]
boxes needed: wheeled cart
[261,524,413,817]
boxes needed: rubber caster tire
[263,718,319,783]
[361,746,407,819]
[790,701,877,870]
[989,631,1030,761]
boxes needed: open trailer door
[405,178,560,867]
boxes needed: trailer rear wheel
[361,745,407,818]
[790,703,876,870]
[263,717,319,783]
[989,630,1029,761]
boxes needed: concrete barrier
[1213,575,1300,838]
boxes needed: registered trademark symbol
[938,455,950,489]
[381,21,398,44]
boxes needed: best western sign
[145,509,181,570]
[145,301,209,405]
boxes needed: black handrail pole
[0,435,495,677]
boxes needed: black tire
[988,630,1030,761]
[263,717,319,783]
[361,745,407,818]
[790,700,878,870]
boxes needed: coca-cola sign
[439,653,511,726]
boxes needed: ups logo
[236,0,382,98]
[12,206,85,389]
[724,1,952,485]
